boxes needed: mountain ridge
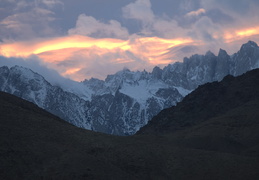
[0,40,259,135]
[1,68,259,179]
[138,68,259,135]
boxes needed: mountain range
[1,67,259,179]
[0,41,259,135]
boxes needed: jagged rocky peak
[2,66,50,90]
[0,66,48,107]
[0,66,10,86]
[83,77,105,88]
[188,53,202,60]
[106,68,151,84]
[0,66,9,79]
[218,48,229,57]
[239,41,259,59]
[184,51,215,67]
[1,41,259,136]
[183,50,215,64]
[214,48,231,81]
[105,68,131,82]
[217,48,230,64]
[233,40,259,76]
[205,50,216,57]
[7,66,53,93]
[244,40,258,48]
[151,66,163,79]
[83,77,104,84]
[240,40,258,52]
[0,65,9,72]
[10,65,43,81]
[82,77,106,94]
[11,65,31,74]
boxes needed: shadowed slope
[138,68,259,134]
[1,67,259,179]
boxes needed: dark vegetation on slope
[1,69,259,179]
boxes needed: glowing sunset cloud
[224,26,259,43]
[1,0,259,81]
[0,31,257,81]
[0,35,192,58]
[0,35,131,57]
[0,35,193,64]
[33,37,130,54]
[63,68,81,76]
[0,34,195,80]
[129,37,194,64]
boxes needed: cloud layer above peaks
[0,0,259,81]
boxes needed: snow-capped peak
[1,41,259,135]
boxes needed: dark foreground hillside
[1,70,259,179]
[139,68,259,135]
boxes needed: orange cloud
[128,36,194,64]
[224,26,259,43]
[0,35,193,61]
[237,28,259,37]
[63,68,81,76]
[0,35,130,57]
[0,35,194,80]
[0,30,258,81]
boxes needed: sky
[0,0,259,82]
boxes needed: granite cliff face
[160,41,259,90]
[0,41,259,135]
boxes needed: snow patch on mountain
[1,41,259,135]
[120,79,168,104]
[175,87,191,96]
